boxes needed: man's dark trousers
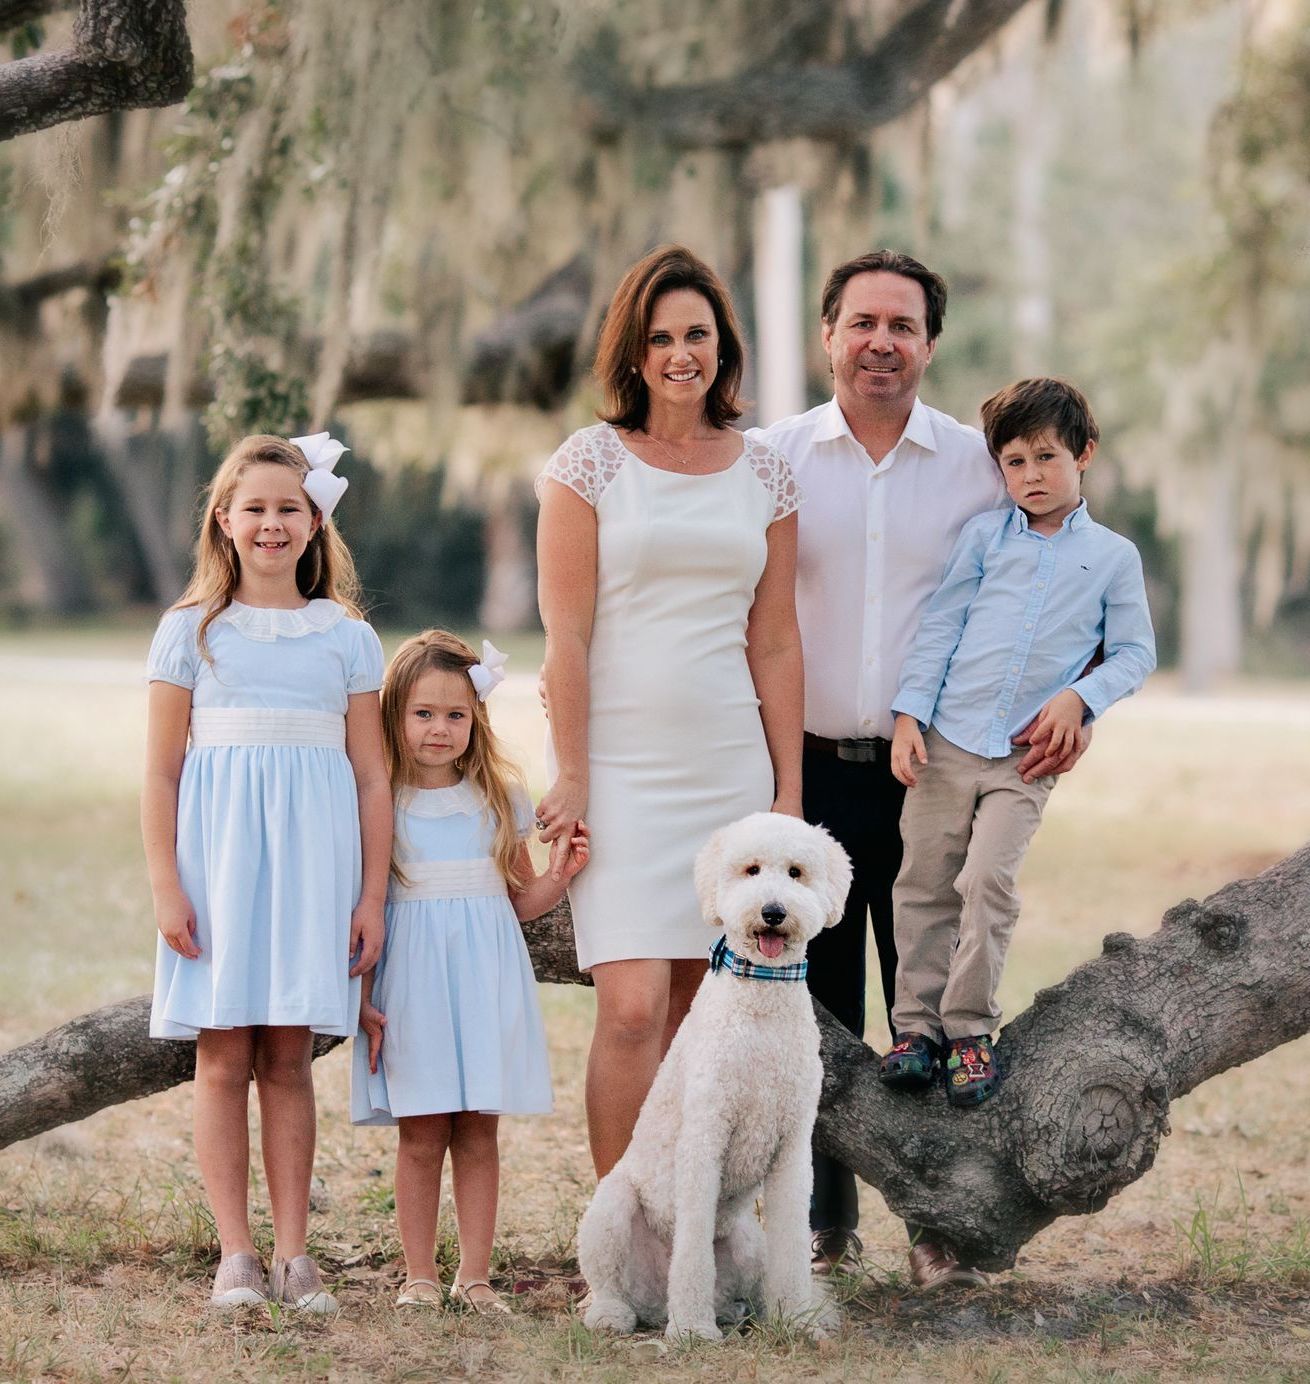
[801,741,907,1234]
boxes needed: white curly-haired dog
[577,811,852,1341]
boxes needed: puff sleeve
[346,620,386,694]
[146,608,200,689]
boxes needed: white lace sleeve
[534,424,628,508]
[748,440,803,523]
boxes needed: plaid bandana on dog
[709,934,808,982]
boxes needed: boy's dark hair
[820,250,948,341]
[980,377,1100,461]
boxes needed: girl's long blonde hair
[174,434,363,659]
[381,630,529,890]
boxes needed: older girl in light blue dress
[143,433,391,1314]
[350,629,588,1313]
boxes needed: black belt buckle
[837,737,886,764]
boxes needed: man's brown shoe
[811,1227,863,1276]
[908,1240,989,1291]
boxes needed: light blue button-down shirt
[892,501,1156,759]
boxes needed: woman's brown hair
[594,244,745,430]
[174,434,363,660]
[380,629,529,890]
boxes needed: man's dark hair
[980,377,1101,461]
[820,250,948,341]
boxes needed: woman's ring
[535,817,547,831]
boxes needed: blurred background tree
[0,0,1306,682]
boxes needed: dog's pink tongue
[759,933,786,960]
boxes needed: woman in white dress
[535,245,803,1176]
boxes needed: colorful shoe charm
[945,1034,1000,1107]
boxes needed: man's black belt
[803,731,892,764]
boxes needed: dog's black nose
[761,903,787,928]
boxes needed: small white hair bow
[468,640,509,702]
[291,432,350,519]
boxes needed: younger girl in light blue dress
[350,629,589,1313]
[143,433,392,1314]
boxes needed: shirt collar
[816,395,938,457]
[1008,498,1091,535]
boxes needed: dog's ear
[817,828,853,928]
[693,827,726,927]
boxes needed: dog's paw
[665,1316,723,1344]
[583,1296,637,1334]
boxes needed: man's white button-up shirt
[753,396,1008,742]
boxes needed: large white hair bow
[291,432,350,519]
[468,640,509,702]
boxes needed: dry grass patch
[2,633,1309,1379]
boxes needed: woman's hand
[155,885,200,959]
[770,791,803,819]
[349,897,385,977]
[359,999,387,1074]
[537,773,589,880]
[535,773,588,845]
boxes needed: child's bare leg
[396,1114,452,1284]
[252,1026,316,1261]
[194,1027,257,1257]
[449,1113,500,1290]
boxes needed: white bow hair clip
[468,641,509,702]
[291,432,350,520]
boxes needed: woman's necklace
[639,428,704,469]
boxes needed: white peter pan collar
[217,599,346,642]
[401,781,484,818]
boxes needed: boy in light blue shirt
[879,377,1155,1105]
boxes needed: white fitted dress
[146,599,384,1039]
[350,782,553,1121]
[536,423,801,970]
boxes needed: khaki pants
[890,727,1055,1043]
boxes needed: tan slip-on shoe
[270,1255,339,1314]
[210,1253,269,1309]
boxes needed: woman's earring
[630,366,638,375]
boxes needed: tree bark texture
[3,849,1307,1266]
[0,0,191,143]
[580,0,1034,149]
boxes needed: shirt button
[1011,666,1020,675]
[1025,622,1033,630]
[1037,581,1046,590]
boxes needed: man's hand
[1013,700,1093,783]
[891,714,927,788]
[359,1000,386,1074]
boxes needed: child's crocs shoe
[945,1034,1000,1107]
[878,1032,942,1091]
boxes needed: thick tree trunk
[4,849,1307,1266]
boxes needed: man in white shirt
[757,250,1081,1289]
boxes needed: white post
[752,185,806,426]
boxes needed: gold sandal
[450,1279,512,1315]
[396,1278,444,1307]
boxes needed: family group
[141,246,1156,1315]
